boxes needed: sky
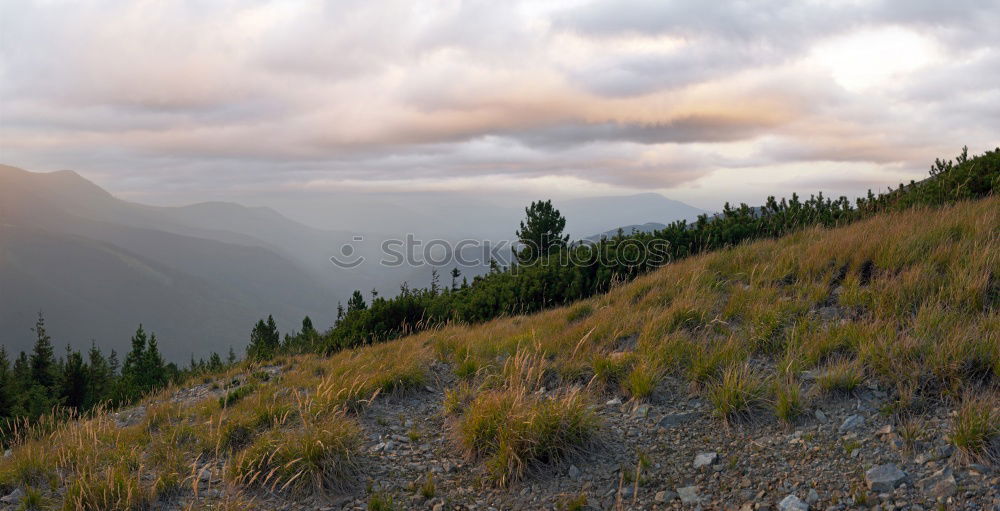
[1,0,998,221]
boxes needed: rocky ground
[3,363,997,511]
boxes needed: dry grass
[230,411,361,496]
[458,386,599,486]
[706,363,768,422]
[1,196,998,501]
[950,393,1000,464]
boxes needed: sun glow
[809,26,942,92]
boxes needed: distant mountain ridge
[0,164,707,361]
[0,164,349,361]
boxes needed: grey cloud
[1,0,998,207]
[509,115,779,148]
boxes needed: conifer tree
[144,333,167,390]
[247,315,280,361]
[86,342,113,409]
[0,346,11,418]
[515,200,569,263]
[29,312,56,390]
[60,346,88,411]
[347,290,367,313]
[208,352,223,371]
[121,325,149,400]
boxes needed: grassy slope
[2,197,998,508]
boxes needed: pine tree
[451,268,461,291]
[0,346,11,418]
[208,352,223,371]
[301,316,315,336]
[29,312,56,390]
[121,325,148,400]
[60,346,88,411]
[86,342,113,409]
[143,333,167,390]
[347,290,367,313]
[227,346,237,365]
[515,200,569,263]
[247,315,280,361]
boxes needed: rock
[655,490,669,503]
[817,306,839,320]
[694,452,718,469]
[633,403,651,417]
[620,486,634,499]
[1,488,24,504]
[814,409,827,423]
[806,488,819,504]
[839,414,864,432]
[677,486,701,505]
[968,463,991,475]
[918,467,957,499]
[865,464,906,492]
[659,413,697,428]
[779,494,809,511]
[606,397,622,406]
[433,503,444,511]
[567,465,581,480]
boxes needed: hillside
[1,196,997,510]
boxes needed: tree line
[0,314,237,434]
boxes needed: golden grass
[1,197,998,500]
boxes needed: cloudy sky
[1,0,997,219]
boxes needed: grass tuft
[458,388,599,486]
[623,362,660,400]
[231,412,361,495]
[773,379,805,424]
[815,357,864,395]
[707,363,767,422]
[950,394,999,464]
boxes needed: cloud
[1,0,998,209]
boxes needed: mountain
[559,193,706,238]
[266,191,706,241]
[0,165,349,360]
[0,165,706,360]
[584,222,668,242]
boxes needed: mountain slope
[3,196,996,509]
[0,165,342,359]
